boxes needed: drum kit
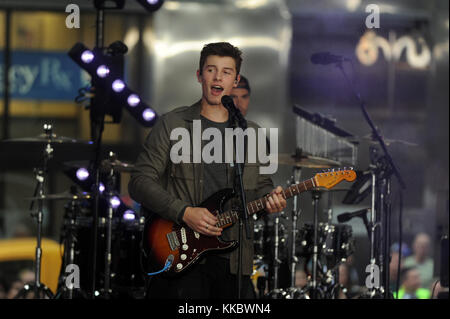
[252,152,356,299]
[1,124,144,299]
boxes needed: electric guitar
[144,168,356,275]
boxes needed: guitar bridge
[167,231,180,251]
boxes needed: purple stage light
[96,65,110,78]
[123,210,136,220]
[142,108,156,121]
[110,196,121,209]
[112,79,125,92]
[99,182,105,193]
[127,94,140,107]
[81,50,94,63]
[76,168,89,181]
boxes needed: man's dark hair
[400,266,417,283]
[236,75,251,94]
[199,42,243,77]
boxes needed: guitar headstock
[314,168,356,189]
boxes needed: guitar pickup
[167,231,180,251]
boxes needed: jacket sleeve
[128,115,190,224]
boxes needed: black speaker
[441,236,448,288]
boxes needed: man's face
[197,55,239,107]
[230,87,250,116]
[403,269,421,292]
[413,234,430,259]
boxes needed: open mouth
[211,85,224,96]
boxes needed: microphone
[221,95,236,114]
[310,52,350,65]
[337,208,369,223]
[221,95,247,129]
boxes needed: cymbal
[25,192,91,201]
[101,159,134,172]
[276,154,341,168]
[0,134,94,169]
[2,133,93,145]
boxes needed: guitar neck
[247,177,317,215]
[215,177,317,228]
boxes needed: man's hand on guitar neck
[264,186,287,214]
[182,207,223,236]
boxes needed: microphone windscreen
[221,95,234,106]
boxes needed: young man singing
[129,42,286,299]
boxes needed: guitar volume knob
[176,263,183,270]
[182,244,188,251]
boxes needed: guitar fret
[249,201,255,214]
[259,198,265,210]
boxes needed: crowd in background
[0,220,447,299]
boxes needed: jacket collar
[181,99,202,122]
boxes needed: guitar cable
[146,255,174,276]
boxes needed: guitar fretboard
[215,177,316,228]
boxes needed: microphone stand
[336,61,406,299]
[228,106,250,299]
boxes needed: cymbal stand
[103,153,118,298]
[289,167,302,288]
[56,199,77,299]
[272,213,282,290]
[310,190,322,299]
[15,124,54,299]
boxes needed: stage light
[123,210,136,220]
[76,168,90,181]
[142,108,156,121]
[136,0,164,12]
[110,196,121,209]
[99,182,105,193]
[68,42,158,127]
[112,79,125,92]
[96,65,110,78]
[127,94,140,107]
[81,50,95,63]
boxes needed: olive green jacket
[128,100,274,275]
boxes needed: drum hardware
[310,190,321,299]
[102,151,120,298]
[289,166,302,289]
[14,124,56,299]
[272,212,282,290]
[100,158,135,173]
[0,130,94,169]
[54,189,90,299]
[25,192,91,201]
